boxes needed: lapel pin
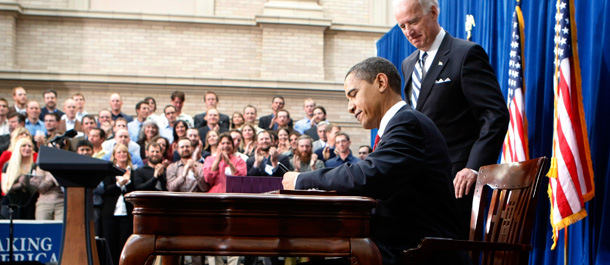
[438,61,443,66]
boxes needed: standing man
[109,93,133,123]
[166,138,209,192]
[197,108,228,144]
[194,91,230,130]
[357,145,372,160]
[324,132,360,168]
[289,135,324,172]
[242,105,264,133]
[258,96,293,130]
[304,106,327,140]
[246,131,293,176]
[10,87,27,114]
[293,98,316,134]
[133,143,168,191]
[170,91,194,128]
[101,129,144,168]
[274,109,291,131]
[394,0,509,237]
[25,100,46,137]
[72,93,88,122]
[128,101,150,141]
[283,57,466,265]
[70,115,97,151]
[60,98,83,132]
[89,128,108,159]
[0,98,10,135]
[40,113,61,147]
[97,109,114,137]
[39,90,65,121]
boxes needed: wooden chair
[403,157,547,265]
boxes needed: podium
[38,146,124,265]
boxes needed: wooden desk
[120,191,381,265]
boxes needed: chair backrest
[469,157,547,265]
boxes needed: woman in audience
[277,127,292,156]
[203,130,220,159]
[1,137,37,219]
[0,127,37,171]
[136,120,160,159]
[31,137,66,220]
[170,120,188,152]
[241,123,257,157]
[102,144,135,265]
[230,112,245,130]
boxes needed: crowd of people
[0,87,372,265]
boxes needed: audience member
[171,120,189,153]
[246,131,293,176]
[277,127,292,156]
[109,93,133,123]
[161,105,177,143]
[258,96,293,130]
[289,135,324,172]
[194,91,230,130]
[32,139,65,220]
[39,90,65,121]
[229,130,249,161]
[10,87,27,114]
[274,109,291,131]
[358,145,372,160]
[1,137,36,219]
[152,136,172,162]
[304,106,327,140]
[174,128,205,163]
[97,109,114,137]
[0,98,8,135]
[311,121,329,152]
[25,100,46,138]
[128,100,150,141]
[166,138,209,192]
[76,140,94,156]
[325,132,360,168]
[101,129,143,168]
[60,98,83,132]
[144,97,166,127]
[314,123,340,163]
[69,114,97,151]
[0,127,36,170]
[197,108,228,144]
[293,98,316,134]
[133,142,168,191]
[289,131,300,153]
[37,113,61,148]
[170,91,194,128]
[242,105,264,133]
[230,112,245,130]
[102,143,135,265]
[72,93,88,121]
[136,120,160,159]
[104,116,127,141]
[241,123,257,157]
[89,128,108,159]
[202,130,220,159]
[203,133,247,193]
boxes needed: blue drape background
[376,0,610,264]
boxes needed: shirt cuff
[469,169,479,175]
[293,174,300,189]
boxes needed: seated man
[283,57,466,265]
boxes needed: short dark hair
[42,89,57,97]
[144,96,157,111]
[313,106,327,116]
[146,142,161,152]
[171,91,185,101]
[8,112,25,124]
[0,97,7,105]
[277,109,290,118]
[44,112,60,122]
[135,100,148,111]
[82,114,96,123]
[243,105,257,113]
[164,105,176,114]
[205,91,219,101]
[346,57,402,95]
[218,132,234,149]
[76,140,93,150]
[359,145,373,153]
[90,127,106,139]
[335,132,350,141]
[272,95,285,103]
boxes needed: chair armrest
[403,237,532,265]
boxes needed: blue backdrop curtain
[376,0,610,264]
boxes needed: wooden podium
[38,146,124,265]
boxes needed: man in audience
[312,121,329,151]
[246,131,293,176]
[10,87,27,114]
[72,93,88,122]
[133,143,168,191]
[60,98,82,132]
[75,140,94,156]
[89,128,108,159]
[25,100,46,137]
[0,98,9,135]
[170,91,194,128]
[176,128,205,163]
[314,123,340,163]
[358,145,372,160]
[109,93,133,122]
[293,98,316,134]
[97,109,114,136]
[128,101,150,141]
[39,90,65,121]
[1,112,25,152]
[194,91,230,130]
[101,129,143,167]
[304,106,327,140]
[289,135,323,172]
[325,132,360,168]
[274,109,291,131]
[161,105,177,143]
[166,138,208,192]
[243,105,264,133]
[197,108,228,144]
[258,96,293,130]
[39,113,61,146]
[70,115,97,151]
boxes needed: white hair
[393,0,440,15]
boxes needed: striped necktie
[411,52,428,109]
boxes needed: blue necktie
[411,52,428,109]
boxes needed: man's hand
[310,153,318,169]
[153,163,165,178]
[293,154,301,172]
[254,147,264,167]
[322,146,331,160]
[282,171,299,190]
[269,147,279,166]
[453,168,478,198]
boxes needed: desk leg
[120,234,155,265]
[350,238,382,265]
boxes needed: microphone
[49,129,78,144]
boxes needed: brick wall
[320,0,371,24]
[215,0,265,17]
[0,15,16,69]
[324,30,380,82]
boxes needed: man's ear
[376,73,389,93]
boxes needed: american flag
[501,1,528,163]
[548,0,595,250]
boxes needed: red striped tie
[373,135,380,151]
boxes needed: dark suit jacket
[101,173,135,218]
[297,107,463,265]
[194,112,230,131]
[304,125,319,141]
[197,126,229,144]
[246,154,293,176]
[258,114,293,130]
[133,165,167,191]
[401,32,509,175]
[39,108,65,121]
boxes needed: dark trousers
[102,216,133,265]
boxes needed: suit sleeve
[460,45,510,169]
